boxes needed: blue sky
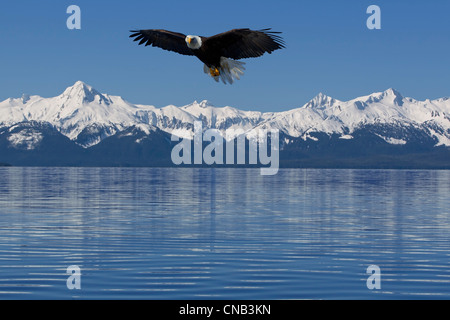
[0,0,449,112]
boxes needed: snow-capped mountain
[0,81,266,147]
[257,88,450,146]
[0,81,449,168]
[0,81,155,147]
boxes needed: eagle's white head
[185,35,202,50]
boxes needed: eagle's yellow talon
[210,67,220,77]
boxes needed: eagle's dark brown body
[191,38,222,68]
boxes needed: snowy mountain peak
[361,88,404,106]
[382,88,404,105]
[61,81,111,105]
[63,81,93,94]
[384,88,402,97]
[181,100,217,114]
[304,92,338,109]
[190,100,214,109]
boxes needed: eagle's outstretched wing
[204,28,285,60]
[129,29,195,56]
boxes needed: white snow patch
[8,130,43,150]
[376,134,407,145]
[301,133,319,141]
[428,128,450,147]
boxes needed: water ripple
[0,168,449,299]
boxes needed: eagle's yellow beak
[187,37,192,44]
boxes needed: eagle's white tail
[203,57,246,84]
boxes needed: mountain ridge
[1,81,449,148]
[0,81,449,168]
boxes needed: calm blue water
[0,167,449,300]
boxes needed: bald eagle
[129,28,285,84]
